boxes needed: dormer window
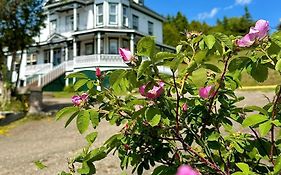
[96,4,103,26]
[109,3,118,25]
[50,19,57,34]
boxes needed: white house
[12,0,173,90]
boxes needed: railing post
[38,74,42,87]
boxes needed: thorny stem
[270,86,281,162]
[175,132,227,175]
[172,70,180,134]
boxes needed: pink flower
[253,19,270,40]
[176,165,199,175]
[71,93,88,106]
[96,67,101,78]
[72,95,82,106]
[119,48,134,63]
[182,103,188,112]
[236,19,269,47]
[80,93,89,101]
[199,85,215,99]
[139,82,164,99]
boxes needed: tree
[0,0,45,106]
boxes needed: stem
[172,70,180,134]
[175,133,226,175]
[270,86,281,161]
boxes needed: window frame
[85,42,94,55]
[65,15,74,31]
[148,21,153,35]
[122,5,129,27]
[109,3,118,25]
[96,3,103,26]
[108,38,119,54]
[50,19,57,34]
[132,15,139,30]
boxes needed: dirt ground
[0,91,275,175]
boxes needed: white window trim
[122,5,128,27]
[96,3,103,26]
[109,3,118,25]
[132,15,139,30]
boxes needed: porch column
[65,73,69,87]
[47,12,50,35]
[97,32,101,62]
[73,38,77,57]
[50,47,54,68]
[65,46,68,61]
[73,3,78,31]
[130,33,134,54]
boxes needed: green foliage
[57,31,281,175]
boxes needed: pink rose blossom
[71,95,82,106]
[176,165,199,175]
[199,85,215,99]
[96,67,101,78]
[236,19,269,47]
[119,48,134,63]
[182,103,188,112]
[139,82,164,99]
[71,93,89,106]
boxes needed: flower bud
[96,67,101,78]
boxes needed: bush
[57,20,281,175]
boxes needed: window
[96,4,103,25]
[109,3,118,25]
[148,21,153,35]
[27,54,37,65]
[132,15,139,30]
[85,43,94,55]
[44,50,50,63]
[50,19,57,34]
[66,15,73,31]
[139,0,144,5]
[123,5,128,27]
[109,38,118,54]
[122,39,129,49]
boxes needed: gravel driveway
[0,91,275,175]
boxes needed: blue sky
[146,0,281,30]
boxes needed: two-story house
[14,0,173,90]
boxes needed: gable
[46,33,67,43]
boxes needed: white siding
[131,9,163,43]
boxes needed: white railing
[74,54,127,68]
[39,62,66,87]
[25,63,52,76]
[66,60,74,71]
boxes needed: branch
[172,70,180,134]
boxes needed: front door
[53,48,61,66]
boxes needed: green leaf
[236,163,250,174]
[89,110,99,128]
[87,147,107,162]
[276,59,281,72]
[145,107,161,127]
[176,45,182,54]
[202,63,221,73]
[151,165,170,175]
[77,161,90,174]
[76,110,90,134]
[242,114,268,127]
[214,33,233,50]
[74,79,88,91]
[194,50,207,64]
[244,106,268,116]
[259,120,272,137]
[231,172,246,175]
[56,106,79,120]
[86,132,98,144]
[34,160,47,170]
[137,60,151,79]
[274,155,281,174]
[65,111,79,128]
[137,36,155,57]
[248,63,268,83]
[154,52,176,63]
[228,57,251,72]
[204,35,216,49]
[66,72,88,79]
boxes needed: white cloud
[198,8,219,20]
[235,0,252,5]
